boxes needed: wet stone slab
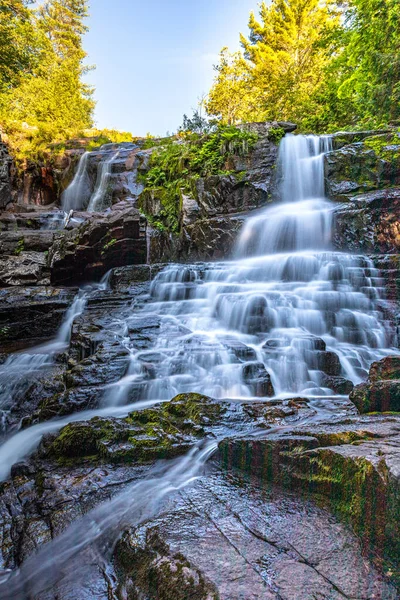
[114,469,397,600]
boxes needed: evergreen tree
[335,0,400,126]
[0,0,94,158]
[0,1,43,92]
[207,0,340,129]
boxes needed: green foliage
[140,126,258,233]
[206,0,400,131]
[14,238,24,255]
[268,127,285,144]
[0,0,94,163]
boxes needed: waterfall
[235,134,333,256]
[87,150,119,212]
[0,133,398,595]
[61,152,91,212]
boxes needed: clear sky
[83,0,258,137]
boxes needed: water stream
[0,133,398,595]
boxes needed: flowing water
[0,134,398,595]
[61,152,91,212]
[87,150,119,212]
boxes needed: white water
[0,132,397,595]
[61,152,91,212]
[0,273,112,434]
[87,150,119,212]
[0,441,217,599]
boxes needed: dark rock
[114,469,395,600]
[350,380,400,413]
[0,140,14,209]
[326,133,400,202]
[370,356,400,382]
[242,361,275,397]
[333,187,400,253]
[0,252,50,287]
[320,375,354,395]
[0,287,75,349]
[219,416,400,586]
[49,207,147,285]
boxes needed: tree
[206,49,261,124]
[335,0,400,125]
[207,0,340,129]
[0,0,94,158]
[0,1,43,92]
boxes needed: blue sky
[84,0,258,136]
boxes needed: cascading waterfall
[87,150,119,212]
[61,152,91,212]
[0,133,398,595]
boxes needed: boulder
[46,393,226,464]
[219,416,400,586]
[350,380,400,413]
[370,355,400,382]
[49,207,147,285]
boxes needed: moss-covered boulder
[370,356,400,383]
[47,393,226,464]
[219,416,400,586]
[350,380,400,413]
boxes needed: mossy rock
[48,393,224,464]
[350,381,400,413]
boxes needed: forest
[1,0,399,165]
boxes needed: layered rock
[328,132,400,255]
[49,207,147,285]
[0,139,14,209]
[219,415,400,587]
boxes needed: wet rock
[49,207,147,285]
[0,252,50,287]
[350,380,400,413]
[333,188,400,253]
[0,231,55,255]
[320,375,354,395]
[370,355,400,382]
[114,470,396,600]
[326,133,400,202]
[315,350,342,376]
[242,362,274,397]
[110,264,154,289]
[0,287,75,349]
[219,415,400,586]
[46,394,226,464]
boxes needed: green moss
[49,393,223,465]
[14,238,24,255]
[139,126,258,233]
[268,126,285,144]
[102,237,117,252]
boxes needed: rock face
[220,415,400,587]
[49,207,147,285]
[145,122,294,263]
[0,139,14,209]
[327,132,400,254]
[350,355,400,413]
[114,469,396,600]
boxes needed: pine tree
[335,0,400,125]
[0,1,43,92]
[0,0,94,155]
[207,0,340,129]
